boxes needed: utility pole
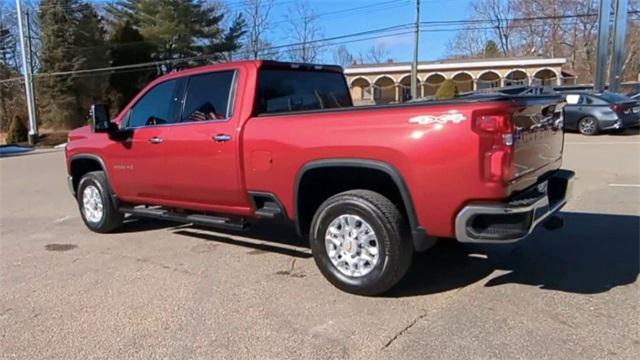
[410,0,420,100]
[16,0,38,144]
[25,9,35,74]
[594,0,612,92]
[609,0,628,93]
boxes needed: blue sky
[3,0,475,63]
[261,0,475,63]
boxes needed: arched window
[372,76,396,104]
[350,77,372,102]
[452,72,474,93]
[477,71,501,89]
[423,73,446,97]
[532,68,558,86]
[504,70,528,86]
[399,75,420,102]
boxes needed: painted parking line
[608,184,640,188]
[565,142,640,145]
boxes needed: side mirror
[90,104,113,133]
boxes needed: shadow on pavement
[118,212,639,297]
[117,217,191,233]
[391,211,639,297]
[609,128,640,136]
[173,222,312,259]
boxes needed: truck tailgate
[509,96,564,191]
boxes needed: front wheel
[578,116,599,135]
[309,190,413,296]
[77,171,124,233]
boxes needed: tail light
[610,104,621,112]
[473,114,515,182]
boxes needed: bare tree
[472,0,516,56]
[243,0,274,59]
[332,45,353,67]
[363,43,390,64]
[446,0,640,83]
[285,0,322,63]
[446,23,489,58]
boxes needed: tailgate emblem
[409,110,467,125]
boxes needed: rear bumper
[601,114,640,130]
[455,169,575,244]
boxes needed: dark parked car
[563,91,640,135]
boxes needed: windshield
[256,69,352,115]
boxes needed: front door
[160,70,250,212]
[106,78,185,203]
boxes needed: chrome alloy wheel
[325,214,380,277]
[82,185,104,223]
[579,118,597,135]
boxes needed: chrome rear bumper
[455,170,575,244]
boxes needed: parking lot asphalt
[1,132,639,359]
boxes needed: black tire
[309,190,413,296]
[578,116,599,135]
[77,171,124,233]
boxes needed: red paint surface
[66,60,563,238]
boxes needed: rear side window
[128,79,182,127]
[182,71,236,122]
[256,69,352,114]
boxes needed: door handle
[213,134,232,142]
[148,136,164,144]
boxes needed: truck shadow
[173,224,312,259]
[390,212,639,297]
[118,212,638,297]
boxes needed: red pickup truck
[65,61,574,295]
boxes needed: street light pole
[609,0,628,93]
[15,0,38,144]
[410,0,420,100]
[594,0,612,92]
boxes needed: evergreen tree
[109,0,246,69]
[435,80,459,100]
[106,20,154,112]
[38,0,81,128]
[39,0,109,129]
[74,3,110,117]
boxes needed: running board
[120,207,247,231]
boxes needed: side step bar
[119,207,247,231]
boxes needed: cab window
[182,71,236,122]
[128,79,182,128]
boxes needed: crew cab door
[159,70,250,212]
[106,78,185,202]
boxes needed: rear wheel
[309,190,413,296]
[77,171,124,233]
[578,116,599,135]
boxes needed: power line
[2,8,638,84]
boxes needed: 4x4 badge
[409,110,467,125]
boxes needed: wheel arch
[69,154,119,209]
[293,159,435,251]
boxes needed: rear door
[562,94,588,129]
[160,70,250,211]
